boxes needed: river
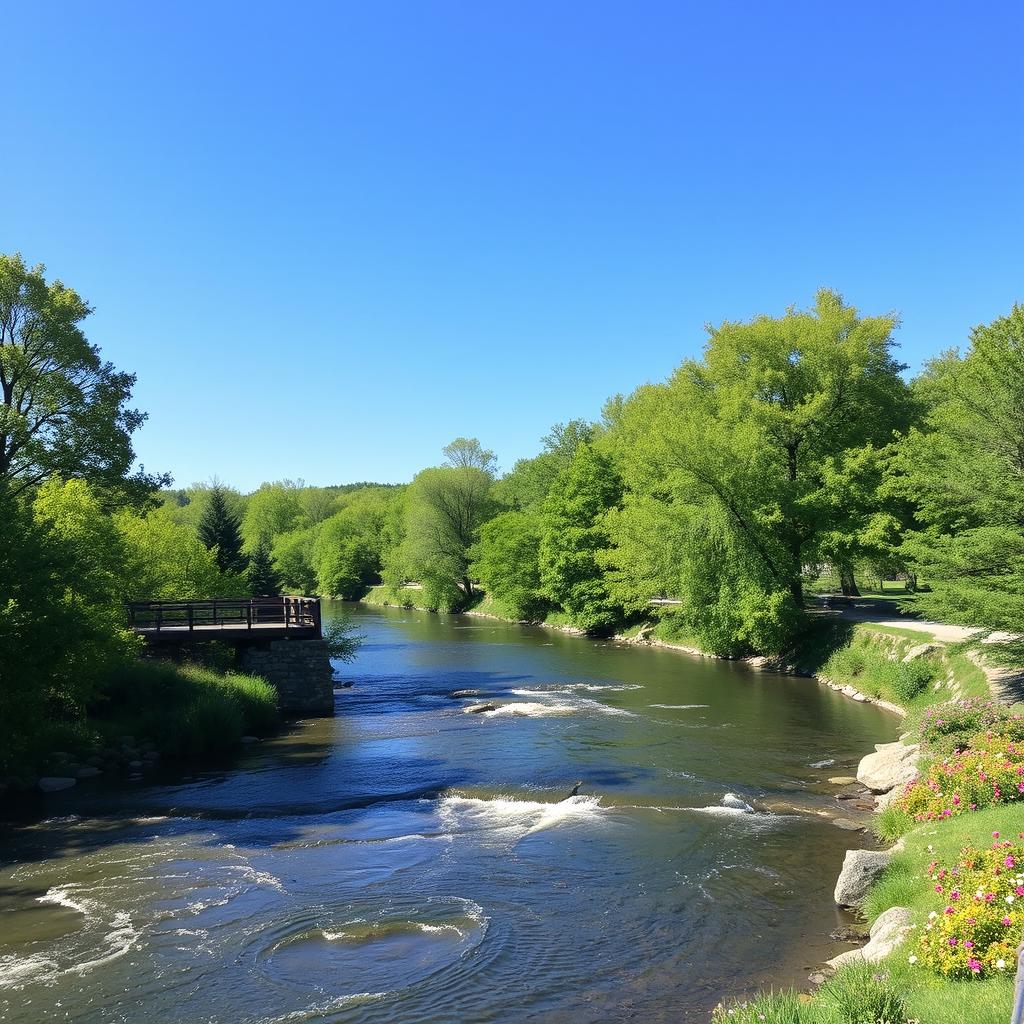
[0,603,899,1022]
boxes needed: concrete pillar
[239,638,334,716]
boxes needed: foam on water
[481,701,579,718]
[438,794,606,837]
[648,704,710,709]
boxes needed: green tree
[0,254,166,502]
[117,506,247,600]
[394,440,497,607]
[272,527,319,595]
[472,510,547,620]
[893,306,1024,634]
[538,444,622,634]
[247,536,283,597]
[495,420,595,510]
[198,485,247,575]
[241,481,304,549]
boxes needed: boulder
[826,906,913,968]
[857,741,919,793]
[902,643,940,663]
[834,848,894,906]
[832,818,866,832]
[76,766,102,779]
[463,702,496,714]
[38,776,77,793]
[450,689,482,699]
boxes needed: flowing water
[0,604,900,1022]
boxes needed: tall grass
[96,660,278,759]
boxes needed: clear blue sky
[5,2,1022,490]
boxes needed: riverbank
[1,660,280,800]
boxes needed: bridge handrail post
[313,598,322,636]
[1012,941,1024,1024]
[247,601,253,630]
[188,606,194,632]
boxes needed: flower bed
[916,835,1024,978]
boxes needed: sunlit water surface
[0,604,899,1022]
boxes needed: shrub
[890,658,935,702]
[179,689,245,756]
[897,740,1024,822]
[915,838,1024,979]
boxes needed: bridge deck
[128,597,322,644]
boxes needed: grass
[96,660,279,759]
[362,584,434,610]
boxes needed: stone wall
[239,638,334,716]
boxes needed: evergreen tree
[247,536,282,597]
[198,486,247,575]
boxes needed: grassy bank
[5,661,280,787]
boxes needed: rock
[832,818,866,832]
[863,906,913,960]
[240,736,259,744]
[38,777,77,793]
[834,848,894,906]
[143,751,160,760]
[827,907,913,968]
[902,642,940,662]
[807,971,828,986]
[852,693,869,702]
[830,926,869,942]
[874,786,906,811]
[340,681,354,688]
[828,776,857,785]
[128,760,144,770]
[857,741,919,793]
[450,689,482,699]
[76,766,102,779]
[463,702,496,714]
[86,755,104,767]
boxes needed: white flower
[908,955,918,964]
[976,889,985,898]
[998,959,1007,970]
[1007,895,1016,904]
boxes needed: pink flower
[994,832,1001,838]
[969,958,982,973]
[1003,916,1013,926]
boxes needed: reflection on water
[0,604,899,1022]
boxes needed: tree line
[2,252,1021,767]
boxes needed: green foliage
[98,661,278,758]
[273,527,318,594]
[0,483,137,773]
[0,253,166,502]
[820,964,907,1023]
[893,306,1024,636]
[323,615,364,663]
[711,991,805,1023]
[861,854,918,921]
[241,481,304,550]
[198,484,248,575]
[392,440,497,607]
[495,420,595,510]
[117,505,247,600]
[471,510,548,620]
[247,536,282,597]
[822,632,940,707]
[538,444,622,635]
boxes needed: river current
[0,603,899,1022]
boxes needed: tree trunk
[839,567,861,597]
[462,576,474,599]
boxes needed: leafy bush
[822,632,939,706]
[179,688,245,756]
[898,740,1024,821]
[820,964,908,1023]
[915,839,1024,978]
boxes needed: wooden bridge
[127,596,322,644]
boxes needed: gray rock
[902,642,940,662]
[834,848,894,906]
[832,818,866,831]
[826,906,913,968]
[240,736,259,744]
[450,689,482,698]
[463,702,496,714]
[857,741,919,793]
[76,766,102,779]
[828,776,858,785]
[128,760,144,770]
[808,971,828,986]
[38,776,77,793]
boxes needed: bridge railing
[127,596,322,635]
